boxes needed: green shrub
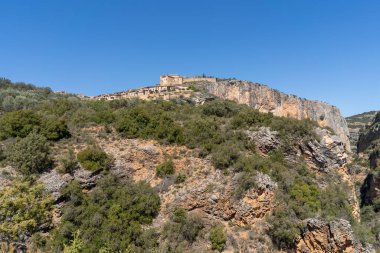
[175,173,186,184]
[40,117,71,141]
[233,170,257,200]
[59,149,79,174]
[201,100,238,117]
[0,110,41,139]
[0,180,53,242]
[162,207,204,250]
[320,183,353,221]
[212,143,240,170]
[267,207,300,249]
[209,225,227,252]
[115,106,184,144]
[50,175,160,252]
[182,117,221,150]
[77,146,112,171]
[231,108,272,128]
[289,178,321,219]
[156,159,175,178]
[6,132,51,175]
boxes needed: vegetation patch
[49,175,160,252]
[77,146,112,171]
[5,132,51,175]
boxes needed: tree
[6,132,51,175]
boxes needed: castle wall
[160,75,217,86]
[183,77,217,83]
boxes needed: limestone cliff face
[204,80,350,151]
[296,219,374,253]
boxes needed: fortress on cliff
[93,74,215,101]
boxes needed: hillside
[0,78,377,252]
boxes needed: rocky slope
[357,113,380,153]
[1,78,376,252]
[202,80,351,151]
[296,219,374,253]
[39,124,365,252]
[346,111,378,153]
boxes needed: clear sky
[1,0,379,116]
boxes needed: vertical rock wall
[205,80,351,151]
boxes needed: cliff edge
[203,80,350,151]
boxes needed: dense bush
[267,207,300,250]
[209,225,227,251]
[201,100,238,117]
[116,106,183,144]
[156,159,175,178]
[320,183,353,221]
[162,208,204,251]
[0,180,53,242]
[356,205,380,244]
[0,78,73,112]
[0,110,70,141]
[0,110,41,139]
[59,149,79,174]
[49,175,160,252]
[289,178,321,219]
[40,117,71,141]
[6,132,51,175]
[77,146,112,171]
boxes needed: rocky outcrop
[246,127,280,154]
[300,128,348,172]
[357,113,380,153]
[247,127,348,172]
[360,173,380,206]
[346,111,378,153]
[204,80,350,151]
[296,219,373,253]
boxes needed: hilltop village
[91,74,217,101]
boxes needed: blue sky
[1,0,380,116]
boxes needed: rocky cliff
[346,111,378,153]
[203,80,351,151]
[357,112,380,153]
[296,219,374,253]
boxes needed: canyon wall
[204,80,351,151]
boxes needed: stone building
[160,74,184,86]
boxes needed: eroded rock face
[38,170,72,200]
[92,136,278,228]
[300,128,348,172]
[360,173,380,205]
[357,112,380,153]
[246,127,280,154]
[165,169,277,227]
[204,80,350,151]
[296,219,371,253]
